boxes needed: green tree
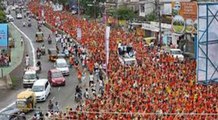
[110,7,135,20]
[57,0,69,6]
[0,10,6,23]
[146,12,157,21]
[80,0,106,18]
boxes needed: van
[23,70,38,88]
[32,79,51,102]
[170,49,184,61]
[6,15,14,22]
[55,58,69,76]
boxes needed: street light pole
[77,0,80,21]
[94,0,96,21]
[155,0,162,47]
[158,1,162,47]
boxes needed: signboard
[163,3,172,15]
[0,24,8,48]
[142,23,159,32]
[179,2,197,21]
[161,0,191,2]
[171,1,197,34]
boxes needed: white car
[32,79,51,102]
[170,49,184,61]
[16,13,23,19]
[118,44,137,66]
[23,69,38,88]
[55,58,70,76]
[6,15,14,22]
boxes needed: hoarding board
[197,3,218,83]
[171,1,197,34]
[0,24,8,48]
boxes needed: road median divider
[0,23,25,89]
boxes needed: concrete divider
[0,23,25,89]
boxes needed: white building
[106,0,140,12]
[139,0,155,17]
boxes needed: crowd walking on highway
[26,0,218,119]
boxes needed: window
[32,86,44,92]
[45,82,48,89]
[141,4,145,12]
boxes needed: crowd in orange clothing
[28,0,218,119]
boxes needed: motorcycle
[28,22,31,27]
[48,38,52,44]
[75,92,82,102]
[36,63,41,73]
[23,22,26,27]
[36,51,41,59]
[41,48,45,55]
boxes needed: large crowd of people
[28,0,218,119]
[0,52,10,67]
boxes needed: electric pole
[155,0,162,46]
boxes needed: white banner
[53,4,63,11]
[105,26,110,65]
[77,27,82,40]
[41,9,44,18]
[105,26,110,40]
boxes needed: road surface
[1,7,91,119]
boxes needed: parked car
[32,79,51,102]
[48,69,66,86]
[54,58,69,76]
[170,49,184,61]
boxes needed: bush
[0,10,6,23]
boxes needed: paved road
[1,8,88,118]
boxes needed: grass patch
[11,76,18,89]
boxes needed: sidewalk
[0,23,24,89]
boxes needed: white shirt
[99,80,103,87]
[118,43,121,48]
[25,56,29,63]
[133,81,138,88]
[94,62,99,68]
[90,74,94,82]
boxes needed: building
[139,0,155,17]
[106,0,140,12]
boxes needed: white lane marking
[0,102,15,113]
[58,87,61,92]
[0,22,37,113]
[11,22,36,67]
